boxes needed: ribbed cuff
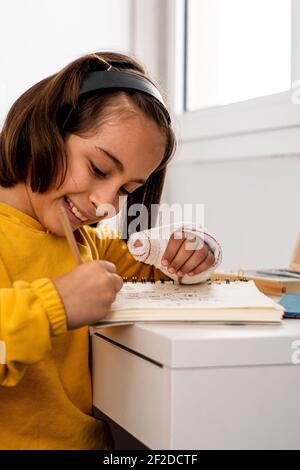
[31,278,67,336]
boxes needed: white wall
[165,154,300,270]
[0,0,132,125]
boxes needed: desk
[92,321,300,449]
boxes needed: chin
[44,220,69,237]
[49,227,65,237]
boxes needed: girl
[0,52,221,449]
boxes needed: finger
[100,260,117,273]
[177,248,210,275]
[110,273,123,292]
[168,242,193,274]
[189,251,215,276]
[170,241,209,275]
[161,232,185,267]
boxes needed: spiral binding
[122,276,175,284]
[121,277,248,284]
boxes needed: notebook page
[111,281,282,311]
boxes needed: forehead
[86,105,166,175]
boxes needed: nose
[89,185,120,219]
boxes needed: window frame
[164,0,300,162]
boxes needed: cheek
[64,164,91,190]
[107,195,127,217]
[118,196,127,211]
[103,195,127,219]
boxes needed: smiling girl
[0,52,221,449]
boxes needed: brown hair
[0,52,176,233]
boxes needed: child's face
[27,107,166,236]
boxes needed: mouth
[63,196,91,226]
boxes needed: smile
[64,197,89,222]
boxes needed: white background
[0,0,132,125]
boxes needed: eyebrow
[94,146,147,184]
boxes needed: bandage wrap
[127,223,222,284]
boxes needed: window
[161,0,300,161]
[185,0,291,111]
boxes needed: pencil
[58,205,83,265]
[289,231,300,272]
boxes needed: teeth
[66,197,88,222]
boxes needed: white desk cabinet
[92,321,300,449]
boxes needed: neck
[0,184,36,218]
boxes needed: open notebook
[93,280,284,326]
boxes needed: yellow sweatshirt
[0,202,165,450]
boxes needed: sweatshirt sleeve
[0,278,67,387]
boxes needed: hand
[53,261,123,329]
[161,230,215,280]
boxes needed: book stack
[212,270,300,296]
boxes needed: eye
[90,163,130,196]
[90,163,106,178]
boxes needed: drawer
[92,333,172,448]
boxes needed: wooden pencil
[58,205,83,265]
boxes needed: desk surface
[92,319,300,368]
